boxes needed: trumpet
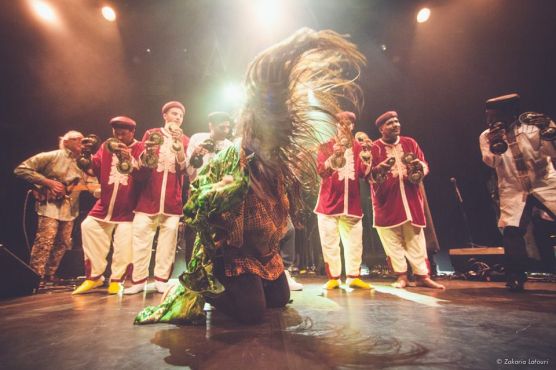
[105,138,133,174]
[141,131,164,169]
[77,134,101,171]
[401,152,424,184]
[519,112,556,141]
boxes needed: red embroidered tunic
[314,139,369,218]
[88,140,144,223]
[370,136,429,228]
[134,127,190,216]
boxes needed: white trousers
[131,212,179,283]
[317,214,363,279]
[81,216,132,282]
[376,221,429,276]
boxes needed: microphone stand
[450,177,479,248]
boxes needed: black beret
[485,93,520,112]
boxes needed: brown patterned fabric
[30,215,74,278]
[221,176,289,280]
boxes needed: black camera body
[519,112,556,141]
[487,121,509,155]
[77,134,101,171]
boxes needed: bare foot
[417,277,445,290]
[391,275,409,289]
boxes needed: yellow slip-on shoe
[323,279,340,290]
[348,278,373,290]
[72,279,104,295]
[107,282,121,295]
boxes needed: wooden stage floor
[0,277,554,370]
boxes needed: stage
[0,277,554,370]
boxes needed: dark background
[1,0,555,270]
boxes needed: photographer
[185,112,233,183]
[479,93,556,291]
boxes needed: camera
[77,134,101,171]
[519,112,556,141]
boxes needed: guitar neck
[70,184,100,192]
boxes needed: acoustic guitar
[32,178,100,204]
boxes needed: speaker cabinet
[449,247,505,273]
[0,244,40,298]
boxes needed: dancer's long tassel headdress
[236,27,366,208]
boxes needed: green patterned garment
[134,144,250,325]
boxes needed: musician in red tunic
[126,101,190,294]
[73,116,144,295]
[314,112,373,290]
[370,111,444,289]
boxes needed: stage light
[29,0,59,24]
[417,8,431,23]
[101,6,116,22]
[222,83,246,108]
[253,0,282,28]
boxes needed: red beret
[110,116,136,129]
[336,111,356,123]
[161,101,185,115]
[375,111,398,127]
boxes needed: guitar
[32,178,100,204]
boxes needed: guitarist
[14,130,97,286]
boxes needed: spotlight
[29,0,59,23]
[253,0,282,28]
[101,6,116,22]
[417,8,431,23]
[222,83,246,108]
